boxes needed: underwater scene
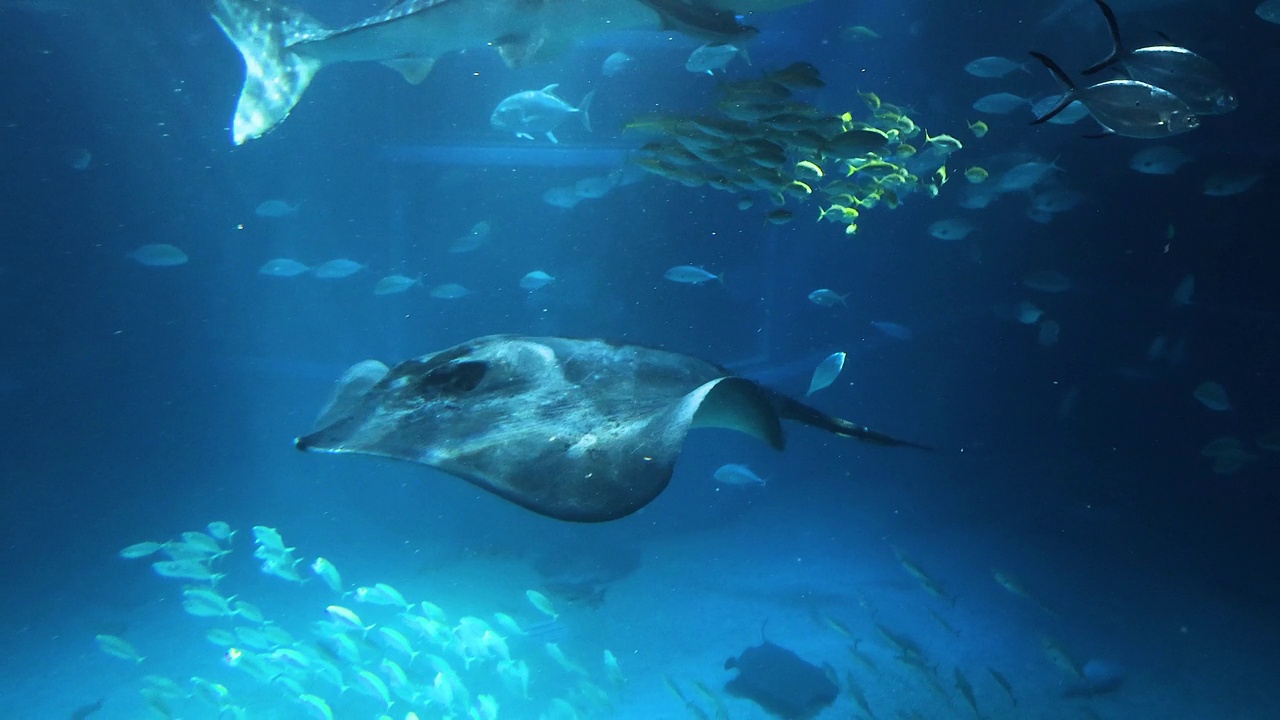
[2,0,1279,718]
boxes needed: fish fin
[738,46,752,66]
[1027,52,1077,125]
[545,131,558,143]
[541,83,561,95]
[517,132,534,140]
[577,90,595,132]
[207,0,326,145]
[382,57,436,85]
[1081,0,1125,75]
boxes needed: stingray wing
[295,336,785,522]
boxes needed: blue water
[1,0,1278,718]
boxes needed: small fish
[989,666,1018,705]
[601,50,633,77]
[603,649,626,686]
[972,92,1029,114]
[995,159,1062,193]
[326,605,374,635]
[312,258,366,279]
[929,218,975,241]
[354,582,410,610]
[311,557,343,593]
[118,541,165,559]
[965,55,1028,78]
[764,208,795,225]
[794,160,824,179]
[1171,273,1195,307]
[1129,145,1192,175]
[544,642,589,675]
[430,283,471,299]
[713,463,766,486]
[1033,189,1085,214]
[841,25,880,41]
[493,612,527,637]
[1260,0,1280,24]
[490,84,593,143]
[67,147,92,171]
[377,627,419,662]
[519,270,556,290]
[254,199,299,217]
[664,265,722,285]
[871,320,913,340]
[205,521,234,542]
[96,634,144,663]
[353,669,392,708]
[964,166,989,183]
[526,590,559,620]
[297,694,333,720]
[128,243,189,267]
[251,525,290,552]
[807,288,847,307]
[257,258,310,277]
[1202,171,1263,197]
[924,131,963,153]
[151,560,223,583]
[1192,381,1231,411]
[231,599,264,623]
[686,43,744,75]
[967,120,989,137]
[373,274,421,295]
[1022,270,1072,293]
[806,351,846,396]
[954,667,982,718]
[1029,51,1199,139]
[1016,300,1043,325]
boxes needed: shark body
[207,0,783,144]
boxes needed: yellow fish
[964,166,989,183]
[967,119,989,138]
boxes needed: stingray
[724,633,839,720]
[295,335,927,522]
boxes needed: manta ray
[206,0,812,144]
[296,335,927,522]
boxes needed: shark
[206,0,806,144]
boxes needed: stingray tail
[207,0,326,144]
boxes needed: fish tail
[207,0,326,145]
[578,90,596,132]
[1081,0,1125,75]
[1027,52,1077,125]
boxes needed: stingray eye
[420,360,487,393]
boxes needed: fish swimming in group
[294,335,926,522]
[1083,0,1236,116]
[1029,51,1200,138]
[205,0,777,144]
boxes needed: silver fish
[1083,0,1236,115]
[490,84,593,143]
[1030,51,1199,138]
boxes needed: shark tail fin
[578,90,596,133]
[207,0,326,145]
